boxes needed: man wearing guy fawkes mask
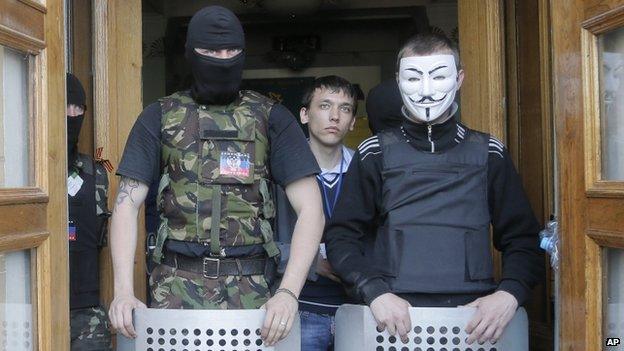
[109,6,325,347]
[66,73,113,350]
[325,33,544,346]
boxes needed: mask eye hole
[408,77,420,82]
[194,48,241,59]
[433,76,446,81]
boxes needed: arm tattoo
[115,177,140,207]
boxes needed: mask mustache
[417,95,446,104]
[411,95,447,104]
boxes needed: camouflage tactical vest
[153,90,279,262]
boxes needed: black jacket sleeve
[489,147,545,306]
[325,144,391,305]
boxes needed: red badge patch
[220,152,251,178]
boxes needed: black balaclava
[67,73,86,168]
[185,6,245,105]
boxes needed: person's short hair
[396,32,461,72]
[301,75,358,115]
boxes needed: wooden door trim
[587,229,624,247]
[41,0,69,349]
[555,2,624,348]
[0,29,49,203]
[582,5,624,34]
[0,188,48,205]
[0,24,45,53]
[458,0,505,139]
[584,234,602,351]
[93,0,111,164]
[0,231,49,252]
[91,0,146,322]
[584,230,624,350]
[0,1,45,48]
[0,0,67,349]
[538,0,555,218]
[581,6,624,196]
[458,0,506,288]
[17,0,47,14]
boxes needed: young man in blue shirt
[300,75,357,350]
[275,75,357,350]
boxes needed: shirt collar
[319,145,353,176]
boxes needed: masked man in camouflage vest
[67,73,113,350]
[109,6,325,347]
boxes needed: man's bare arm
[108,176,149,338]
[281,175,325,295]
[261,176,324,346]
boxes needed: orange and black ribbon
[95,147,114,173]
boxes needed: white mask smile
[398,54,459,123]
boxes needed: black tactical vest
[68,154,109,309]
[375,128,496,294]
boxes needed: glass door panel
[0,45,32,188]
[0,250,34,351]
[599,27,624,180]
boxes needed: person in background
[66,73,112,350]
[365,78,403,134]
[274,76,357,350]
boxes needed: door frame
[87,0,555,346]
[461,1,556,348]
[459,0,506,140]
[0,0,68,350]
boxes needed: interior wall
[142,13,166,107]
[243,19,408,79]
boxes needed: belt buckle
[202,257,220,279]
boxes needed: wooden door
[553,1,624,349]
[67,0,145,317]
[0,0,68,350]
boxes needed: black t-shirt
[117,96,320,256]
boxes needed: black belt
[162,253,267,279]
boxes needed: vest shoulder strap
[240,90,275,107]
[463,128,490,145]
[378,129,402,171]
[378,129,401,148]
[240,90,275,123]
[75,153,109,216]
[159,90,193,104]
[94,161,110,216]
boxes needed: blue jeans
[300,310,335,351]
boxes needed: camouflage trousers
[70,306,112,351]
[149,263,271,309]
